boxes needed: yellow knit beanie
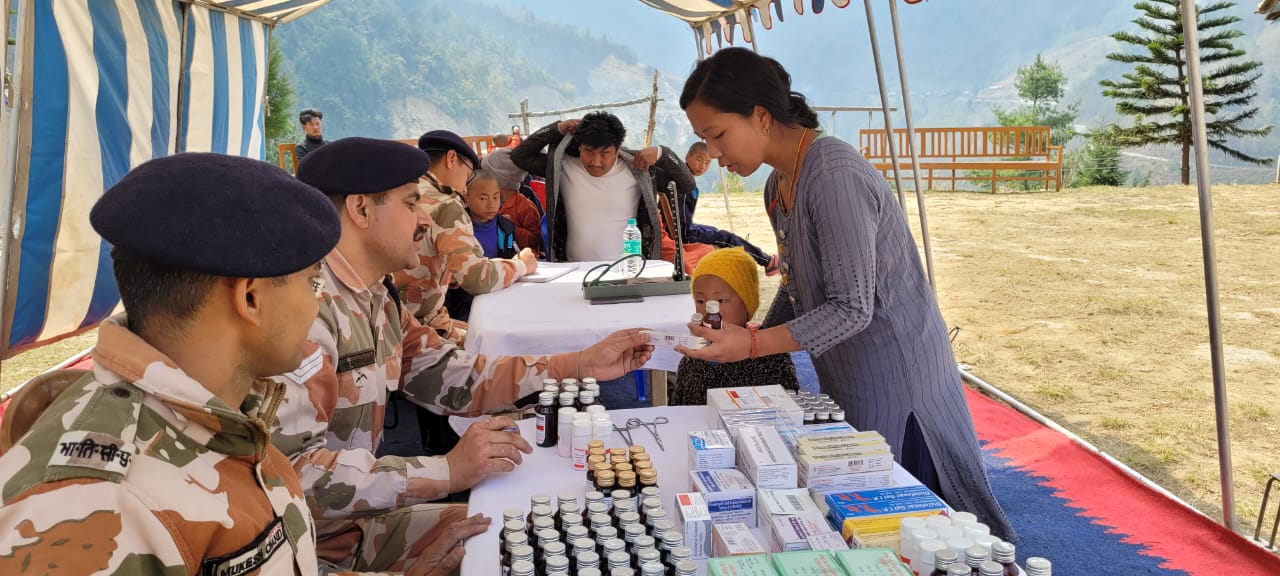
[691,247,760,318]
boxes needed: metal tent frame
[641,0,1238,530]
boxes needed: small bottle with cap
[979,561,1004,576]
[509,559,535,576]
[535,392,558,447]
[965,545,991,575]
[1024,557,1052,576]
[557,407,576,458]
[546,555,570,576]
[916,539,947,575]
[702,300,722,330]
[673,560,697,576]
[931,549,960,576]
[666,547,693,576]
[572,420,592,470]
[990,542,1019,576]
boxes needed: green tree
[993,54,1079,147]
[1100,0,1273,185]
[1072,129,1130,187]
[264,39,296,166]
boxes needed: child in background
[671,247,798,405]
[683,142,780,275]
[445,170,518,321]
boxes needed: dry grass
[695,182,1280,537]
[1,331,96,394]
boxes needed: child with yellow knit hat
[671,247,798,405]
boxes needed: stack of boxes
[689,385,957,575]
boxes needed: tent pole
[1180,0,1235,530]
[745,9,759,53]
[861,0,906,208]
[717,167,736,234]
[174,5,191,152]
[0,0,32,361]
[886,0,936,293]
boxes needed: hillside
[274,0,1280,185]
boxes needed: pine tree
[994,54,1079,147]
[264,39,296,166]
[1100,0,1272,185]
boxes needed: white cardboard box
[688,430,736,470]
[801,469,896,492]
[707,385,804,427]
[712,522,767,557]
[689,469,757,527]
[737,426,798,489]
[756,488,823,531]
[796,450,895,478]
[674,492,713,559]
[769,514,833,552]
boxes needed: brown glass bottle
[702,300,722,330]
[535,392,558,447]
[617,471,638,510]
[595,470,617,510]
[638,469,659,494]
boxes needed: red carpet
[966,386,1280,575]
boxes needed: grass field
[2,181,1277,538]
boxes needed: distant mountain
[276,0,1280,184]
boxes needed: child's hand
[517,248,538,274]
[677,322,751,363]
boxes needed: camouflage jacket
[270,249,578,521]
[394,173,529,341]
[0,317,319,576]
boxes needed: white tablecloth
[464,260,694,372]
[460,406,927,575]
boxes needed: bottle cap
[582,377,598,385]
[563,384,580,396]
[917,539,946,564]
[965,545,990,565]
[979,561,1005,576]
[539,391,557,403]
[558,392,575,406]
[561,378,579,386]
[614,462,634,473]
[629,445,645,454]
[558,407,577,418]
[690,313,703,324]
[991,541,1015,563]
[586,404,606,414]
[587,440,605,450]
[705,300,720,313]
[963,523,990,537]
[932,548,959,569]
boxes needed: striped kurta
[763,136,1014,540]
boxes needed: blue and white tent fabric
[2,0,327,357]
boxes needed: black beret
[417,129,482,170]
[89,153,340,278]
[297,137,430,196]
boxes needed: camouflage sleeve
[0,480,191,574]
[432,199,528,295]
[398,305,578,416]
[270,317,453,518]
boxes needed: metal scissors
[626,416,670,451]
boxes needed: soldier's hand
[557,119,581,135]
[517,248,538,274]
[446,416,533,491]
[406,513,492,576]
[578,328,655,381]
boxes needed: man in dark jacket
[510,111,694,263]
[294,108,327,162]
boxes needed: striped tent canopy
[1260,0,1280,20]
[0,0,328,358]
[637,0,923,55]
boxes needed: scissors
[615,416,669,451]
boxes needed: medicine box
[642,330,708,349]
[833,548,914,576]
[770,550,844,576]
[708,555,779,576]
[738,426,798,489]
[801,469,895,493]
[674,492,713,559]
[797,450,895,478]
[708,385,804,427]
[712,522,767,557]
[805,531,850,552]
[770,514,833,553]
[690,430,737,470]
[691,469,758,527]
[757,488,824,533]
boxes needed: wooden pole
[644,70,660,148]
[519,97,530,136]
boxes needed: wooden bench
[858,126,1063,192]
[277,136,499,175]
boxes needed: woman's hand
[675,322,751,363]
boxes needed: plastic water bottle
[621,218,642,276]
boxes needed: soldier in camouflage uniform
[394,130,539,345]
[0,154,334,575]
[275,137,653,574]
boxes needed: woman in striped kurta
[677,48,1014,540]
